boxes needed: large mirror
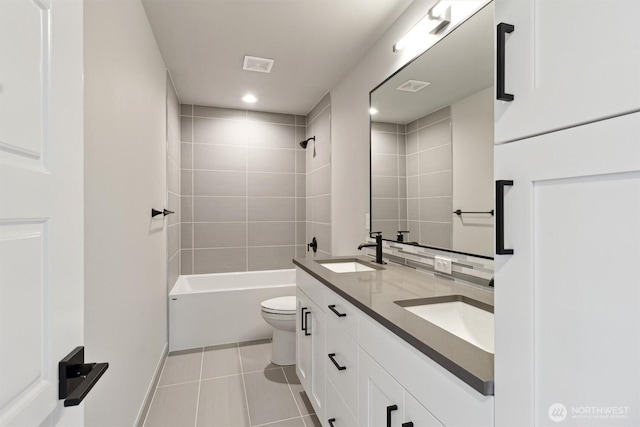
[370,2,494,258]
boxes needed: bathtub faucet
[358,232,386,265]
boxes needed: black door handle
[328,304,347,317]
[59,346,109,407]
[328,418,336,427]
[300,307,308,331]
[328,353,347,371]
[496,180,514,255]
[387,404,398,427]
[497,22,515,101]
[304,310,311,336]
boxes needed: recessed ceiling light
[242,94,258,103]
[369,108,378,115]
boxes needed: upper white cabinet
[494,112,640,426]
[495,0,640,144]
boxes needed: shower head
[299,136,315,149]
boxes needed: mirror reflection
[370,3,494,258]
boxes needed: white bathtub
[169,269,296,351]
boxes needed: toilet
[260,296,297,366]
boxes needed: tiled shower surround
[305,94,331,257]
[167,76,181,290]
[180,105,307,274]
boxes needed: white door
[310,300,326,421]
[495,0,640,144]
[296,290,312,392]
[494,112,640,426]
[0,0,84,426]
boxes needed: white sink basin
[319,261,375,273]
[401,299,494,353]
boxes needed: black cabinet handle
[328,353,347,371]
[402,423,414,427]
[328,304,346,318]
[304,310,311,336]
[328,418,336,427]
[497,22,515,101]
[496,180,514,255]
[300,307,308,331]
[387,405,398,427]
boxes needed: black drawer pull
[304,310,311,336]
[328,353,346,371]
[402,423,414,427]
[497,22,515,101]
[496,180,514,255]
[328,418,336,427]
[387,404,398,427]
[300,307,308,331]
[328,304,347,317]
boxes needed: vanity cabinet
[494,0,640,144]
[494,112,640,426]
[296,284,326,421]
[295,268,494,427]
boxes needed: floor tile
[260,417,306,427]
[239,339,279,373]
[302,414,322,427]
[244,369,300,426]
[158,348,203,386]
[201,343,242,380]
[196,375,249,427]
[144,382,198,427]
[283,366,314,416]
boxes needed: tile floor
[143,339,321,427]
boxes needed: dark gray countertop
[292,256,494,396]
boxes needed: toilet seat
[261,296,296,315]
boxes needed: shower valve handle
[307,237,318,253]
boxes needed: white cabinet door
[495,0,640,144]
[359,350,405,427]
[296,290,312,393]
[494,112,640,426]
[0,1,85,426]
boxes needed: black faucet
[358,232,386,264]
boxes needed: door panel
[359,350,404,427]
[0,0,84,425]
[495,0,640,144]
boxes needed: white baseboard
[134,342,168,427]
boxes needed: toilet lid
[261,296,296,314]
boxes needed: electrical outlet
[434,255,452,274]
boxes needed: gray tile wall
[371,122,407,240]
[180,105,306,274]
[167,75,181,291]
[406,106,453,250]
[305,94,331,257]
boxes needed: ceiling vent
[243,56,275,73]
[396,80,431,93]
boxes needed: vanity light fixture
[369,107,378,115]
[242,94,258,103]
[393,1,451,52]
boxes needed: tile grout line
[237,343,253,426]
[281,366,307,426]
[193,348,205,427]
[253,415,306,427]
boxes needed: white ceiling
[142,0,413,115]
[371,2,494,124]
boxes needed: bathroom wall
[305,94,332,257]
[406,106,453,249]
[451,87,493,257]
[84,0,169,425]
[167,75,181,291]
[371,121,407,238]
[179,105,306,274]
